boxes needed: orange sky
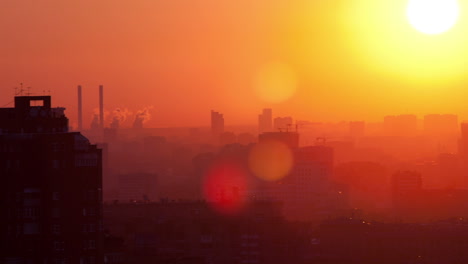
[2,0,468,128]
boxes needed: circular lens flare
[407,0,460,35]
[203,160,248,215]
[248,140,294,181]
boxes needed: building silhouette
[258,131,299,149]
[255,131,347,221]
[392,170,423,219]
[103,200,310,264]
[349,121,365,138]
[459,122,468,157]
[0,96,103,264]
[319,218,468,264]
[383,114,418,137]
[424,114,458,136]
[117,173,157,202]
[273,116,293,131]
[258,109,272,133]
[210,110,224,136]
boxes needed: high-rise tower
[258,108,272,133]
[0,96,103,264]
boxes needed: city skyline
[6,86,468,131]
[3,0,468,127]
[4,1,468,263]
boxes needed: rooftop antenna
[14,83,25,96]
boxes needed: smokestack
[77,85,83,131]
[99,85,104,129]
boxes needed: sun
[407,0,460,35]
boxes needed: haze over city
[4,0,468,127]
[4,0,468,264]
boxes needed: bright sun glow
[254,62,297,103]
[407,0,460,35]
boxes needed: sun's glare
[254,62,297,103]
[407,0,460,35]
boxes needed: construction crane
[316,137,327,145]
[277,123,299,133]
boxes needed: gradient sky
[2,0,468,128]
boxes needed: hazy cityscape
[3,0,468,263]
[3,90,468,263]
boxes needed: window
[23,207,38,218]
[23,223,40,235]
[82,224,95,233]
[53,257,68,264]
[29,100,44,107]
[54,240,64,251]
[52,208,60,218]
[53,192,60,201]
[83,240,96,250]
[83,207,96,217]
[52,224,60,235]
[84,190,96,201]
[80,256,95,264]
[89,240,96,249]
[52,160,60,169]
[15,192,22,202]
[51,142,64,152]
[75,154,98,167]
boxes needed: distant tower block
[77,85,83,131]
[258,108,273,133]
[99,85,104,129]
[211,110,224,135]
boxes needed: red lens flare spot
[203,160,248,215]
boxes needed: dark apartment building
[0,96,103,264]
[103,200,311,264]
[258,131,299,149]
[319,218,468,264]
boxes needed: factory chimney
[77,85,83,131]
[99,85,104,129]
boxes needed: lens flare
[407,0,460,35]
[202,160,248,215]
[248,140,294,181]
[254,62,297,103]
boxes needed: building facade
[258,109,272,134]
[0,96,103,264]
[210,110,224,136]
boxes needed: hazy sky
[2,0,468,128]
